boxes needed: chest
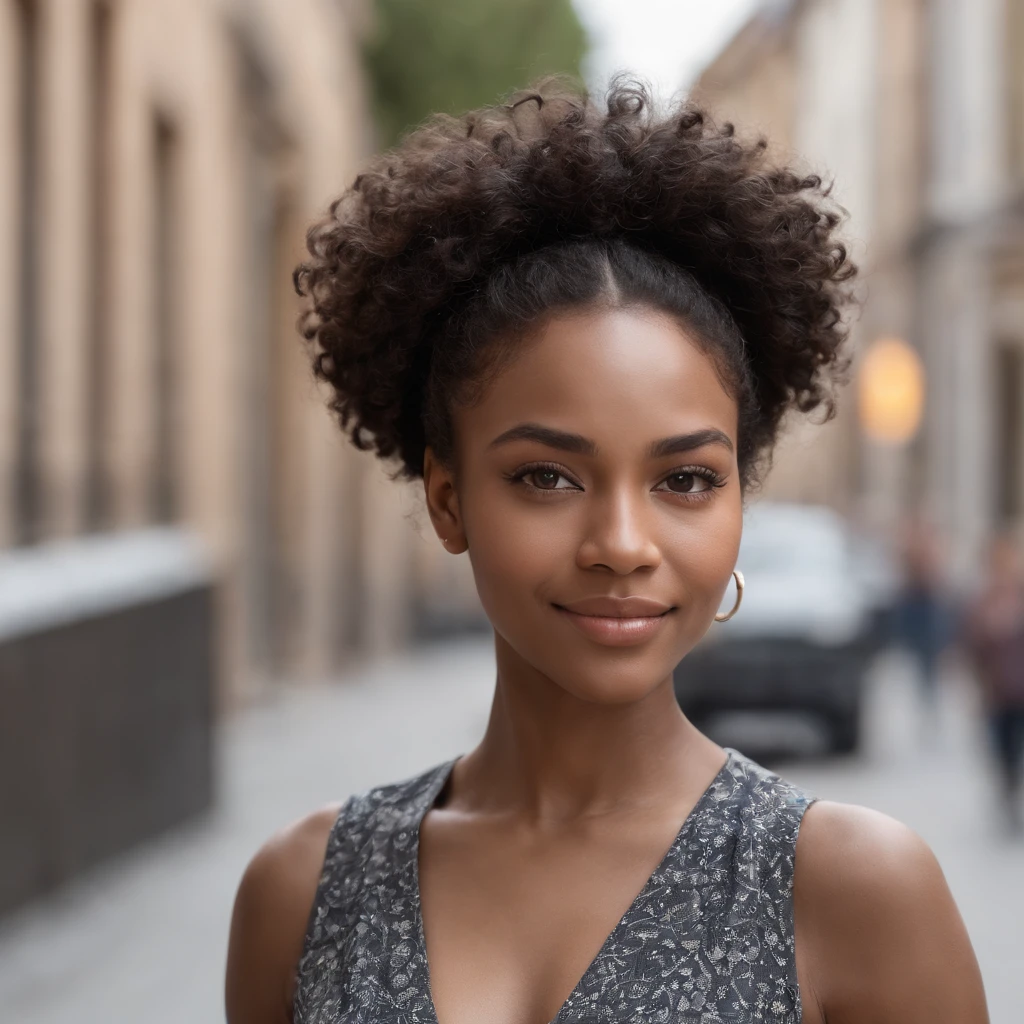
[419,816,686,1024]
[294,760,810,1024]
[308,846,800,1024]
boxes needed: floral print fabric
[293,748,815,1024]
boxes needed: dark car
[674,503,882,754]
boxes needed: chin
[562,673,671,706]
[522,642,681,706]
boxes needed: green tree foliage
[365,0,589,147]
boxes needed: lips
[556,595,673,618]
[552,595,674,646]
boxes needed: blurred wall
[694,0,1024,582]
[0,0,453,706]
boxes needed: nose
[576,487,662,575]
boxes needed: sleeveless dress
[293,747,816,1024]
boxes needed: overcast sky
[573,0,761,101]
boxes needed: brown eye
[531,469,562,489]
[508,465,581,492]
[663,472,705,494]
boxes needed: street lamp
[857,336,925,446]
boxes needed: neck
[454,631,722,823]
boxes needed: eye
[654,467,725,497]
[506,463,582,492]
[661,472,710,494]
[525,468,575,490]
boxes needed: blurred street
[0,638,1020,1024]
[3,1,1023,1021]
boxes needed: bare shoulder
[225,803,343,1024]
[793,800,988,1024]
[796,799,940,899]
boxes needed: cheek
[462,489,574,615]
[636,513,741,645]
[668,498,743,593]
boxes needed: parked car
[674,503,879,754]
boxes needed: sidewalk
[0,639,497,1024]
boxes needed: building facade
[694,0,1024,582]
[919,0,1024,579]
[0,0,458,705]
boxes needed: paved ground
[777,653,1024,1024]
[1,638,1020,1023]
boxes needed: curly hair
[295,78,856,491]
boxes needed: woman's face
[425,305,743,705]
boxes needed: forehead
[460,306,739,446]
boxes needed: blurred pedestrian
[891,518,953,734]
[963,531,1024,835]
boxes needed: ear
[423,446,467,554]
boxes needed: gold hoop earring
[715,569,744,622]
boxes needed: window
[152,114,180,524]
[84,0,114,530]
[14,0,41,544]
[236,34,300,676]
[1007,0,1024,183]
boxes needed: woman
[964,531,1024,834]
[226,82,987,1024]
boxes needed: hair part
[422,238,757,482]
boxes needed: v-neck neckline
[409,749,736,1024]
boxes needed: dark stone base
[0,586,215,916]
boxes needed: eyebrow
[487,423,597,455]
[487,423,734,457]
[648,429,734,458]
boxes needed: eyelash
[505,462,727,502]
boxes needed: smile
[552,600,674,647]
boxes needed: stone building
[918,0,1024,578]
[692,0,878,521]
[694,0,1024,581]
[0,0,462,706]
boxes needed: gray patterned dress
[293,748,816,1024]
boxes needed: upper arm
[225,805,341,1024]
[793,800,988,1024]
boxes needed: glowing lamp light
[858,336,925,445]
